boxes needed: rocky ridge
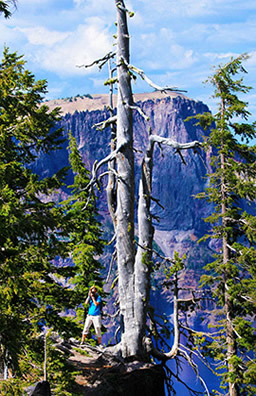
[38,91,212,272]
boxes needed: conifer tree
[194,55,256,396]
[0,48,104,381]
[61,132,104,323]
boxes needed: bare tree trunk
[166,272,179,358]
[115,0,136,357]
[114,0,201,359]
[134,140,154,356]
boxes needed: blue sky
[1,0,256,117]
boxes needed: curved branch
[149,135,202,151]
[178,348,210,396]
[121,58,187,93]
[164,364,206,396]
[86,143,125,191]
[129,105,150,121]
[93,116,117,131]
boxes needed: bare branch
[120,58,187,93]
[85,143,125,191]
[164,364,206,396]
[179,348,210,396]
[115,326,121,343]
[105,309,120,319]
[106,250,117,283]
[77,51,116,70]
[108,165,120,179]
[107,233,117,246]
[98,171,110,182]
[135,240,175,264]
[150,195,165,210]
[180,344,218,375]
[129,105,150,121]
[175,149,187,165]
[116,1,134,17]
[181,324,220,338]
[241,295,254,303]
[149,135,202,151]
[93,116,117,131]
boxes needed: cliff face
[34,93,212,270]
[33,93,215,393]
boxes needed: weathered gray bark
[134,136,201,357]
[115,0,137,357]
[134,138,154,355]
[103,0,202,360]
[106,59,117,229]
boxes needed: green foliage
[163,251,186,280]
[0,47,70,374]
[194,54,256,394]
[47,340,77,395]
[17,335,77,395]
[0,379,23,395]
[0,0,16,19]
[61,132,104,314]
[104,77,118,86]
[0,48,104,389]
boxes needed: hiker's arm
[91,295,100,306]
[85,294,90,305]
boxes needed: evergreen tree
[0,0,16,18]
[0,48,104,383]
[194,54,256,396]
[61,132,104,327]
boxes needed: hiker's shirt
[88,296,101,316]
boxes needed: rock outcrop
[64,340,165,396]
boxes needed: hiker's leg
[82,315,92,342]
[93,316,102,345]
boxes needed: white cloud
[33,20,113,76]
[2,0,255,115]
[16,26,70,46]
[203,52,240,61]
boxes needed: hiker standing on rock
[82,285,102,345]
